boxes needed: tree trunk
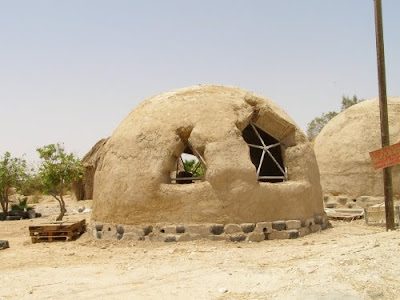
[54,194,67,221]
[1,189,8,215]
[56,206,66,221]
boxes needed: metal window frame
[248,122,288,182]
[170,143,206,183]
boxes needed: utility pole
[373,0,395,230]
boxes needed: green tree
[307,95,364,140]
[20,172,44,196]
[341,95,363,111]
[306,111,338,140]
[0,152,28,215]
[37,144,83,221]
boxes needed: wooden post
[373,0,395,230]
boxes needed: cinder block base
[255,222,272,233]
[89,214,330,243]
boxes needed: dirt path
[1,197,400,299]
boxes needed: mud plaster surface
[315,98,400,199]
[92,85,323,225]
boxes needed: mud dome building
[314,98,400,208]
[91,85,328,242]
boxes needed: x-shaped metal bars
[248,122,287,181]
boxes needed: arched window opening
[170,145,206,184]
[242,122,287,183]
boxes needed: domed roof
[314,97,400,199]
[92,85,324,225]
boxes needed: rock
[218,287,228,293]
[176,225,185,234]
[298,227,310,237]
[310,224,322,233]
[116,225,124,234]
[314,215,323,225]
[0,240,9,250]
[240,223,256,233]
[272,221,286,231]
[210,224,224,235]
[95,224,103,231]
[229,234,246,242]
[288,229,299,239]
[164,235,177,242]
[247,232,265,242]
[78,206,85,213]
[143,225,153,236]
[325,202,336,208]
[224,224,242,234]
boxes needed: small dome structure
[92,85,324,226]
[314,98,400,200]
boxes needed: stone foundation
[90,214,330,242]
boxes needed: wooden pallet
[326,209,364,221]
[29,219,86,243]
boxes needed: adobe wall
[92,85,324,226]
[314,98,400,201]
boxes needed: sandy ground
[1,196,400,300]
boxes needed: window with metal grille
[170,144,206,184]
[242,122,287,182]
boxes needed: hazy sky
[1,0,399,161]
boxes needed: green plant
[0,152,28,214]
[183,159,204,177]
[10,197,34,211]
[37,143,83,221]
[19,172,44,196]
